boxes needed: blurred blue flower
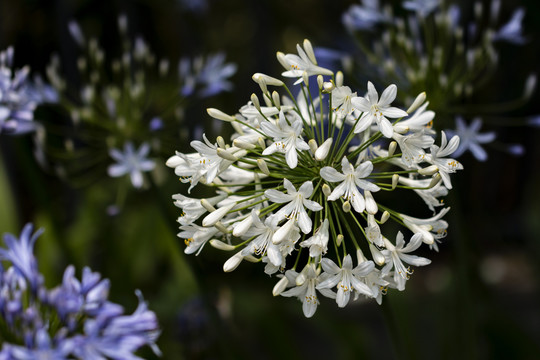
[0,47,38,135]
[108,142,156,189]
[402,0,440,18]
[342,0,390,31]
[446,117,496,162]
[180,53,237,98]
[0,224,160,359]
[493,7,527,44]
[0,223,43,292]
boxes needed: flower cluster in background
[0,224,160,358]
[167,40,462,317]
[339,0,537,162]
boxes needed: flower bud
[207,108,235,122]
[272,276,289,296]
[418,165,439,176]
[252,73,284,86]
[250,93,261,111]
[406,92,426,113]
[336,234,344,247]
[380,211,390,224]
[200,199,216,212]
[210,239,235,251]
[317,75,324,90]
[276,51,289,70]
[322,184,332,197]
[336,71,343,87]
[342,201,351,213]
[216,136,226,149]
[257,137,266,150]
[233,139,256,150]
[388,141,397,157]
[364,191,378,215]
[315,138,333,161]
[257,158,270,175]
[428,173,442,188]
[323,81,334,93]
[223,252,243,272]
[302,71,309,86]
[216,148,238,161]
[296,272,306,286]
[308,139,318,154]
[233,215,254,237]
[202,203,235,227]
[272,91,281,109]
[392,174,399,190]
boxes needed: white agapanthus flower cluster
[167,40,463,318]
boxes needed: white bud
[257,137,266,150]
[244,255,259,263]
[258,78,268,95]
[428,173,442,188]
[418,165,439,176]
[232,215,254,237]
[342,201,351,213]
[272,91,281,109]
[215,221,229,234]
[200,199,216,212]
[233,139,256,150]
[210,239,235,251]
[380,211,390,224]
[336,234,344,247]
[202,203,235,227]
[272,219,295,244]
[369,244,385,265]
[216,148,237,162]
[388,141,397,157]
[216,136,226,149]
[207,108,235,122]
[272,276,289,296]
[252,73,284,86]
[315,138,333,161]
[308,139,318,154]
[317,75,324,90]
[322,184,332,197]
[303,39,317,64]
[257,158,270,175]
[336,71,343,87]
[364,190,378,215]
[393,125,409,134]
[223,252,243,272]
[323,81,334,92]
[250,93,261,111]
[392,174,399,190]
[302,71,309,86]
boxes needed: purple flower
[0,224,43,292]
[107,142,156,188]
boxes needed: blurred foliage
[1,0,540,359]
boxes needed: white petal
[320,167,345,182]
[379,84,397,106]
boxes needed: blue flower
[0,223,43,292]
[402,0,440,18]
[446,117,496,162]
[0,47,38,135]
[342,0,390,31]
[493,8,527,45]
[107,142,156,188]
[179,53,237,98]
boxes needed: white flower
[331,86,357,118]
[425,131,463,189]
[300,219,329,257]
[280,43,333,85]
[446,117,495,162]
[381,232,431,291]
[280,264,331,318]
[261,111,310,169]
[316,254,375,307]
[351,82,408,138]
[190,134,233,183]
[400,207,450,245]
[320,157,380,213]
[264,179,323,234]
[398,176,448,213]
[172,193,226,225]
[392,131,434,167]
[108,142,155,188]
[177,224,220,255]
